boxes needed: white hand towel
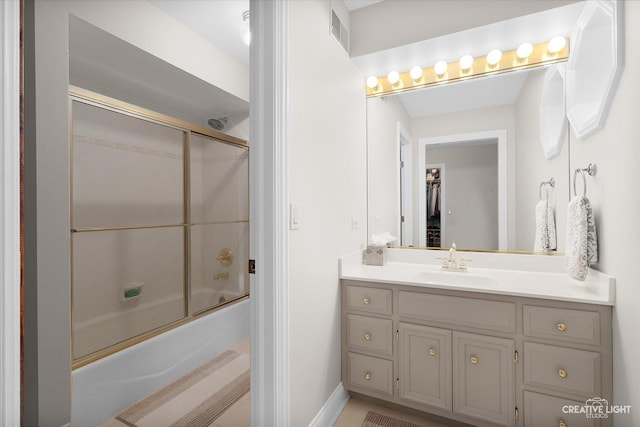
[565,195,598,281]
[534,200,557,252]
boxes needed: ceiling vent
[331,8,350,54]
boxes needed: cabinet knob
[363,298,370,305]
[428,348,437,357]
[364,333,371,341]
[364,372,372,381]
[470,356,478,365]
[557,323,567,332]
[559,421,568,427]
[558,368,568,379]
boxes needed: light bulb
[366,75,379,89]
[548,36,567,54]
[410,66,423,80]
[459,55,474,71]
[387,71,400,84]
[240,10,251,46]
[434,60,447,76]
[516,42,533,59]
[486,49,502,66]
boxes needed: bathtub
[70,296,250,426]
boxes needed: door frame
[0,0,21,424]
[397,122,413,246]
[249,1,290,425]
[418,129,507,250]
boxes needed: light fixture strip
[365,39,569,97]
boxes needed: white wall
[288,1,367,425]
[514,68,570,252]
[411,105,516,248]
[366,96,411,239]
[349,0,579,57]
[26,1,249,423]
[568,1,640,422]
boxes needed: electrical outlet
[351,217,359,230]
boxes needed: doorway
[418,129,507,250]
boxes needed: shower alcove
[65,15,251,425]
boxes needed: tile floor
[101,336,453,427]
[335,396,455,427]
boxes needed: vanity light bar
[365,38,569,97]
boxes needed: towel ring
[539,178,555,201]
[573,163,597,197]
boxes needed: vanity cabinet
[341,280,613,427]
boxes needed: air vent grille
[330,8,350,54]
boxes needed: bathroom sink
[411,270,498,288]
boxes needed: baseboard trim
[309,382,350,427]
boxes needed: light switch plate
[290,203,300,230]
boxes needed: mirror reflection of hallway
[424,140,498,250]
[425,165,443,247]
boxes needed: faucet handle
[436,256,451,268]
[459,258,472,270]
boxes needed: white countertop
[339,249,615,306]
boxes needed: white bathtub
[70,297,250,426]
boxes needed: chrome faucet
[439,242,470,272]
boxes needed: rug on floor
[362,411,426,427]
[116,349,249,427]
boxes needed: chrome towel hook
[573,163,597,197]
[539,177,555,200]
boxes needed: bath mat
[362,411,426,427]
[116,349,249,427]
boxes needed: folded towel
[534,200,557,252]
[565,196,598,281]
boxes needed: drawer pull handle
[428,348,437,357]
[558,368,568,379]
[557,323,567,332]
[363,298,371,305]
[559,421,568,427]
[364,372,372,381]
[470,356,478,365]
[364,333,371,341]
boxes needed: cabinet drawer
[399,291,516,332]
[347,352,394,396]
[524,305,601,345]
[346,285,392,315]
[524,391,599,427]
[524,342,601,396]
[347,314,393,356]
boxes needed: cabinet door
[453,332,515,426]
[399,323,452,412]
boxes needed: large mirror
[362,2,587,253]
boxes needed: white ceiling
[344,0,384,11]
[396,70,531,118]
[150,0,250,66]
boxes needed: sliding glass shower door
[70,89,249,364]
